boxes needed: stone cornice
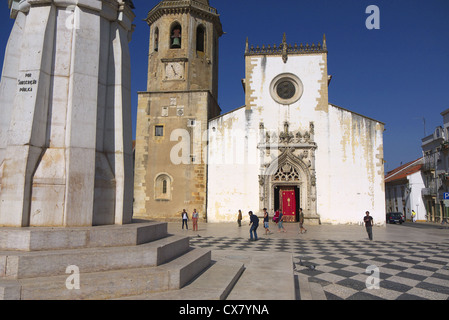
[9,0,135,24]
[146,0,223,36]
[245,33,328,58]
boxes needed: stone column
[0,0,135,227]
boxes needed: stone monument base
[0,220,211,300]
[306,215,321,225]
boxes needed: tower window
[154,28,159,52]
[170,23,182,49]
[196,25,205,52]
[155,125,164,137]
[155,173,173,200]
[187,119,196,127]
[162,180,167,194]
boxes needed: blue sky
[1,0,448,173]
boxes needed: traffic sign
[444,193,449,200]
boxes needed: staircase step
[159,247,212,290]
[297,275,326,300]
[213,251,296,300]
[120,259,245,300]
[183,259,244,300]
[1,234,190,279]
[309,281,327,300]
[297,275,312,300]
[0,220,167,251]
[0,248,211,300]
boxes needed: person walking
[277,211,286,233]
[363,211,374,240]
[181,209,189,230]
[248,211,259,241]
[273,210,280,224]
[299,208,307,234]
[192,209,199,231]
[263,208,271,235]
[411,210,417,223]
[237,210,242,227]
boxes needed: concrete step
[0,220,168,251]
[212,250,296,300]
[297,275,326,300]
[119,259,245,300]
[183,259,245,300]
[0,248,212,300]
[1,234,190,279]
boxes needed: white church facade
[133,0,386,226]
[207,36,385,225]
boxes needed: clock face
[165,62,184,80]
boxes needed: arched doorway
[260,149,316,222]
[274,185,300,222]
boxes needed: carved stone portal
[258,122,320,224]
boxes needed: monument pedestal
[0,220,212,300]
[0,2,215,300]
[0,0,135,227]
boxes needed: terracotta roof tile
[385,157,423,183]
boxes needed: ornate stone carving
[257,122,318,221]
[259,121,316,147]
[274,164,300,182]
[246,35,327,56]
[281,33,288,64]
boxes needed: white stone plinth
[0,0,135,227]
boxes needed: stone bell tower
[0,0,136,227]
[133,0,223,221]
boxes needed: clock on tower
[164,61,185,80]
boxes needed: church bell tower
[133,0,223,221]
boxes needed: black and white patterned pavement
[188,235,449,300]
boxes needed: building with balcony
[421,108,449,222]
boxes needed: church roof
[329,103,385,125]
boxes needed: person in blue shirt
[248,211,259,241]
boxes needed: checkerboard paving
[189,235,449,300]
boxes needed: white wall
[408,171,426,221]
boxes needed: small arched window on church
[162,180,167,194]
[154,27,159,52]
[155,173,172,201]
[196,25,205,53]
[170,22,182,49]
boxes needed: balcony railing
[422,186,437,197]
[422,161,436,171]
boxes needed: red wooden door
[282,190,296,222]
